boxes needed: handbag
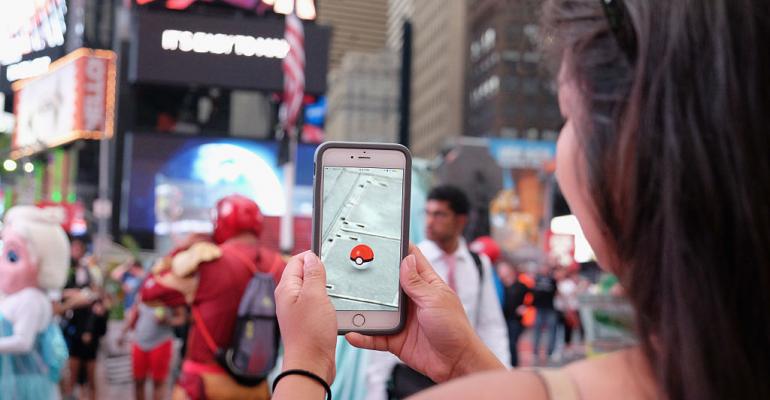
[387,364,436,400]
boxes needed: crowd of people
[3,183,598,400]
[45,194,287,400]
[0,181,595,400]
[496,257,590,368]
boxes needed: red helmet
[470,236,501,264]
[212,194,264,244]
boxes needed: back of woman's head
[542,0,770,398]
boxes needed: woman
[273,0,770,398]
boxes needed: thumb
[345,332,389,352]
[302,252,327,294]
[345,332,374,349]
[400,255,428,299]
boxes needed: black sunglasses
[599,0,637,61]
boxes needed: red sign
[36,201,87,234]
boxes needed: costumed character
[0,206,70,398]
[141,194,285,400]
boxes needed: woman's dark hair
[542,0,770,399]
[427,185,471,216]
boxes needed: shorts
[64,332,101,361]
[132,340,173,382]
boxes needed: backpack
[387,251,485,399]
[192,249,281,387]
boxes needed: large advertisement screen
[122,132,316,249]
[129,10,330,93]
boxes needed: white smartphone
[312,142,411,334]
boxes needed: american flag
[281,11,305,133]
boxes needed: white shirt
[0,287,53,353]
[365,239,510,400]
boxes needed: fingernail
[304,252,318,269]
[405,255,416,271]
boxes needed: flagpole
[279,10,304,254]
[280,127,297,253]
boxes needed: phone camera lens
[350,156,354,159]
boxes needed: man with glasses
[365,185,509,400]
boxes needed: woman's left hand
[275,251,337,384]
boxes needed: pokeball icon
[350,244,375,270]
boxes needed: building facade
[409,0,467,158]
[325,50,399,142]
[466,0,561,141]
[386,0,414,52]
[316,0,389,70]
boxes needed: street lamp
[23,162,34,173]
[3,160,17,172]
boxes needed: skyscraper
[466,0,561,141]
[409,0,467,158]
[386,0,413,52]
[325,50,399,142]
[316,0,389,70]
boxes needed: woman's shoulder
[412,368,549,400]
[563,348,657,400]
[414,348,657,400]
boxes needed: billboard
[121,132,317,247]
[0,0,69,93]
[12,48,116,157]
[486,138,558,259]
[129,10,330,93]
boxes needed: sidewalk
[516,327,587,368]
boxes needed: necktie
[444,253,457,292]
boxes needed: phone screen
[320,166,404,311]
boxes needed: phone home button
[352,314,366,327]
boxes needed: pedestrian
[60,235,110,400]
[555,267,585,359]
[111,260,147,313]
[497,261,530,367]
[366,185,509,400]
[119,293,187,400]
[530,262,558,365]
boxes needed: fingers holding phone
[275,251,337,383]
[346,245,505,383]
[312,142,412,334]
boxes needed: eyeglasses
[599,0,637,62]
[424,209,455,220]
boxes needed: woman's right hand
[346,245,505,383]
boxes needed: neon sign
[136,0,316,20]
[161,29,290,58]
[0,0,67,66]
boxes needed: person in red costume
[141,194,285,400]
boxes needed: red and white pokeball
[350,244,375,270]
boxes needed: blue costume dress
[0,293,68,399]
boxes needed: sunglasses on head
[599,0,637,61]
